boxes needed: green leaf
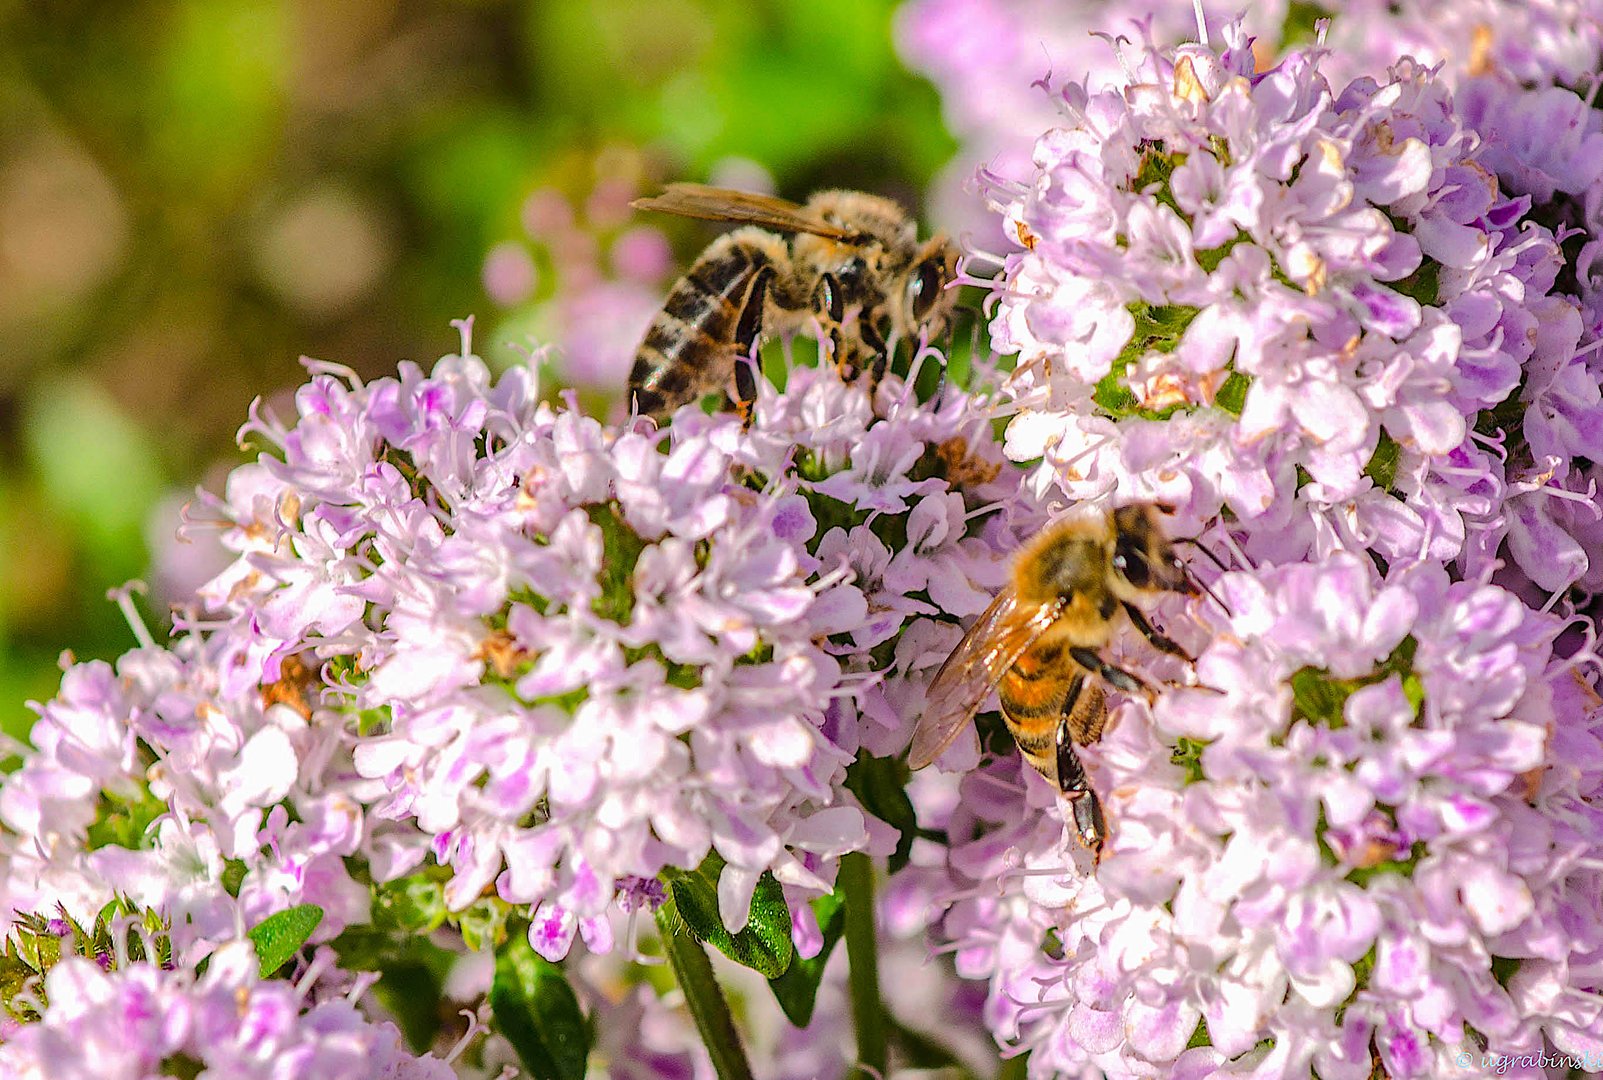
[665,853,794,978]
[767,890,846,1027]
[248,904,323,977]
[1195,231,1247,274]
[1364,433,1402,492]
[159,1054,205,1080]
[1289,666,1348,728]
[1490,955,1521,988]
[1214,371,1251,416]
[1290,636,1424,733]
[1131,148,1188,218]
[220,859,247,898]
[490,935,592,1080]
[846,753,916,874]
[1092,302,1203,421]
[1170,736,1210,784]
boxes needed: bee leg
[860,318,889,385]
[732,266,775,426]
[855,318,892,416]
[810,272,849,377]
[1055,716,1105,854]
[1122,603,1194,663]
[1068,646,1156,702]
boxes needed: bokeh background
[0,0,961,745]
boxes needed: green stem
[655,905,754,1080]
[841,851,887,1080]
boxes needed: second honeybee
[908,504,1200,853]
[628,183,959,420]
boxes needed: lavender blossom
[1315,1,1603,91]
[182,325,871,954]
[1314,2,1603,599]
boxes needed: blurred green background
[0,0,956,743]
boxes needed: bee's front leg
[1068,646,1157,703]
[858,317,892,392]
[732,266,775,427]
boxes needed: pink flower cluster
[0,632,369,960]
[0,942,450,1079]
[900,9,1603,1078]
[0,313,1029,1011]
[936,555,1603,1077]
[988,28,1586,586]
[178,324,894,957]
[6,3,1603,1076]
[906,0,1603,601]
[894,0,1284,237]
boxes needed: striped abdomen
[629,228,784,419]
[997,641,1107,791]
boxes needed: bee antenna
[1173,536,1232,574]
[1193,572,1232,617]
[1172,538,1233,616]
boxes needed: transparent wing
[908,587,1064,770]
[631,183,857,240]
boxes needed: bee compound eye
[909,258,944,320]
[1114,541,1150,587]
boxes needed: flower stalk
[655,904,755,1080]
[841,851,888,1080]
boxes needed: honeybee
[628,183,959,420]
[908,504,1201,854]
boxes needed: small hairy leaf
[665,853,794,978]
[490,935,592,1080]
[248,904,323,977]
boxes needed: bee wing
[908,587,1065,770]
[632,183,858,241]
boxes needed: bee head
[1108,503,1196,601]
